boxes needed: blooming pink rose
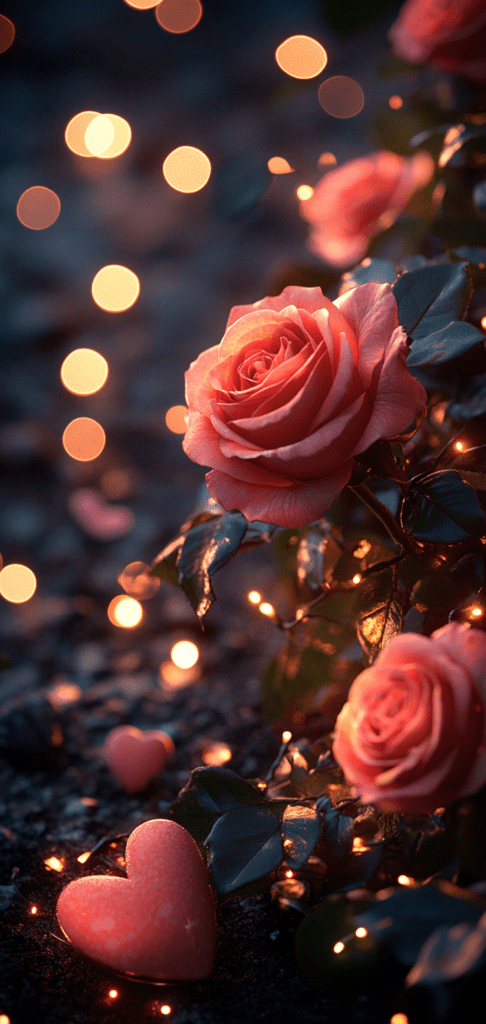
[389,0,486,81]
[333,623,486,814]
[300,151,434,268]
[183,283,426,527]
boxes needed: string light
[62,417,106,461]
[285,870,294,878]
[397,874,414,886]
[162,146,211,193]
[455,441,464,451]
[30,907,38,916]
[202,742,232,766]
[333,941,345,954]
[296,185,314,200]
[355,927,368,938]
[44,857,64,872]
[248,590,261,604]
[268,156,294,174]
[275,35,328,79]
[60,349,109,395]
[108,989,118,1000]
[352,574,362,584]
[107,595,143,628]
[165,405,188,433]
[16,187,61,230]
[84,115,114,156]
[155,0,203,34]
[171,640,199,669]
[471,608,483,618]
[91,265,140,312]
[0,564,37,603]
[259,602,275,617]
[282,730,292,742]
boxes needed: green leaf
[150,511,219,585]
[339,258,397,294]
[177,510,247,618]
[317,795,354,858]
[406,320,483,368]
[401,470,486,543]
[296,529,342,591]
[204,803,284,895]
[406,919,486,991]
[356,567,402,661]
[281,803,322,868]
[354,439,408,482]
[169,766,264,848]
[392,263,472,341]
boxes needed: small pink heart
[68,488,134,540]
[57,818,216,979]
[104,726,174,793]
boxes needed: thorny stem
[348,482,417,552]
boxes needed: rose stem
[348,482,414,552]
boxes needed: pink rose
[333,623,486,814]
[183,283,426,528]
[300,151,434,269]
[389,0,486,82]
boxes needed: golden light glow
[0,14,15,53]
[101,468,133,499]
[65,111,101,158]
[275,35,328,79]
[282,730,292,742]
[296,184,314,201]
[118,561,160,600]
[16,187,61,230]
[472,607,483,617]
[248,590,261,604]
[160,1008,172,1017]
[97,114,132,159]
[318,151,337,167]
[454,440,464,451]
[352,574,362,584]
[84,114,115,156]
[159,660,200,690]
[285,869,294,878]
[107,595,143,628]
[62,417,106,462]
[162,145,211,193]
[481,315,486,330]
[318,77,365,119]
[0,564,37,604]
[397,874,414,886]
[155,0,203,34]
[108,990,118,1000]
[60,348,109,395]
[44,857,64,872]
[353,837,370,852]
[268,156,294,174]
[91,264,140,312]
[124,0,160,9]
[333,941,345,954]
[171,640,199,669]
[47,682,82,709]
[30,908,37,917]
[390,1015,409,1024]
[389,95,403,109]
[202,742,232,766]
[355,927,368,938]
[259,602,275,617]
[165,405,188,433]
[77,851,91,864]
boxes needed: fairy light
[108,989,118,1000]
[355,927,368,938]
[318,76,365,119]
[0,14,15,53]
[171,640,199,669]
[248,590,261,604]
[333,941,345,954]
[471,608,483,618]
[30,907,38,916]
[275,35,328,79]
[47,683,82,710]
[0,564,37,603]
[390,1015,409,1024]
[353,837,370,852]
[268,156,294,174]
[91,265,140,312]
[259,602,275,617]
[389,95,403,109]
[60,349,109,395]
[481,315,486,330]
[16,187,61,230]
[285,870,294,878]
[296,184,314,200]
[165,405,188,433]
[352,574,362,584]
[84,114,114,157]
[455,441,464,451]
[77,851,91,864]
[282,730,292,742]
[155,0,203,33]
[162,146,211,193]
[44,857,64,872]
[318,152,337,167]
[107,595,143,628]
[397,874,414,886]
[160,1008,172,1017]
[62,417,106,461]
[202,742,232,766]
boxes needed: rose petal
[206,463,353,527]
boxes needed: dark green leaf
[169,766,265,849]
[392,263,472,340]
[339,258,397,294]
[281,803,322,868]
[204,803,283,895]
[356,567,402,661]
[317,795,354,858]
[296,529,342,590]
[401,470,486,543]
[355,882,485,967]
[411,555,483,613]
[407,919,486,989]
[449,380,486,421]
[354,439,408,482]
[177,510,247,618]
[295,895,379,996]
[406,320,483,367]
[150,533,186,585]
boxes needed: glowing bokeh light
[389,95,403,109]
[77,851,91,864]
[65,111,101,157]
[118,561,160,600]
[29,909,37,917]
[44,857,64,872]
[282,730,292,742]
[47,682,82,709]
[397,874,414,886]
[97,114,132,159]
[202,741,232,766]
[472,607,483,617]
[333,942,345,954]
[60,348,109,395]
[285,870,293,878]
[108,990,118,1000]
[91,264,140,312]
[0,564,37,604]
[248,590,261,604]
[165,405,188,433]
[62,417,106,462]
[0,14,15,53]
[155,0,203,34]
[352,574,362,584]
[455,441,464,451]
[268,156,294,174]
[390,1016,409,1024]
[124,0,160,8]
[16,187,60,230]
[481,315,486,330]
[159,660,200,690]
[160,1008,172,1017]
[355,927,368,938]
[275,35,327,79]
[318,77,365,118]
[259,602,275,617]
[162,146,211,193]
[107,595,143,628]
[101,468,133,499]
[296,185,314,200]
[84,114,114,156]
[318,151,337,167]
[171,640,199,669]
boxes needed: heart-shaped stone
[57,819,216,979]
[68,488,133,540]
[104,726,174,793]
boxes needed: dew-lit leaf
[317,795,354,859]
[401,471,486,543]
[281,803,322,868]
[296,529,342,590]
[169,765,264,848]
[204,803,283,894]
[177,510,247,618]
[406,917,486,992]
[150,511,218,585]
[356,567,402,661]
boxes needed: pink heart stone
[68,488,134,540]
[104,726,174,793]
[57,818,217,979]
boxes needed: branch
[348,482,416,552]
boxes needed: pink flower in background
[183,283,426,527]
[333,622,486,815]
[300,151,434,269]
[389,0,486,82]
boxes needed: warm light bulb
[355,927,367,938]
[259,602,275,617]
[108,990,118,1000]
[455,441,464,451]
[275,35,328,79]
[162,146,211,193]
[285,870,294,878]
[171,640,199,669]
[107,595,143,628]
[352,574,362,584]
[77,851,91,864]
[248,590,261,604]
[30,907,38,916]
[60,348,109,395]
[472,607,483,617]
[44,857,64,872]
[91,264,140,312]
[333,941,345,954]
[397,874,414,886]
[160,1008,172,1017]
[0,564,37,604]
[296,185,314,200]
[282,730,292,742]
